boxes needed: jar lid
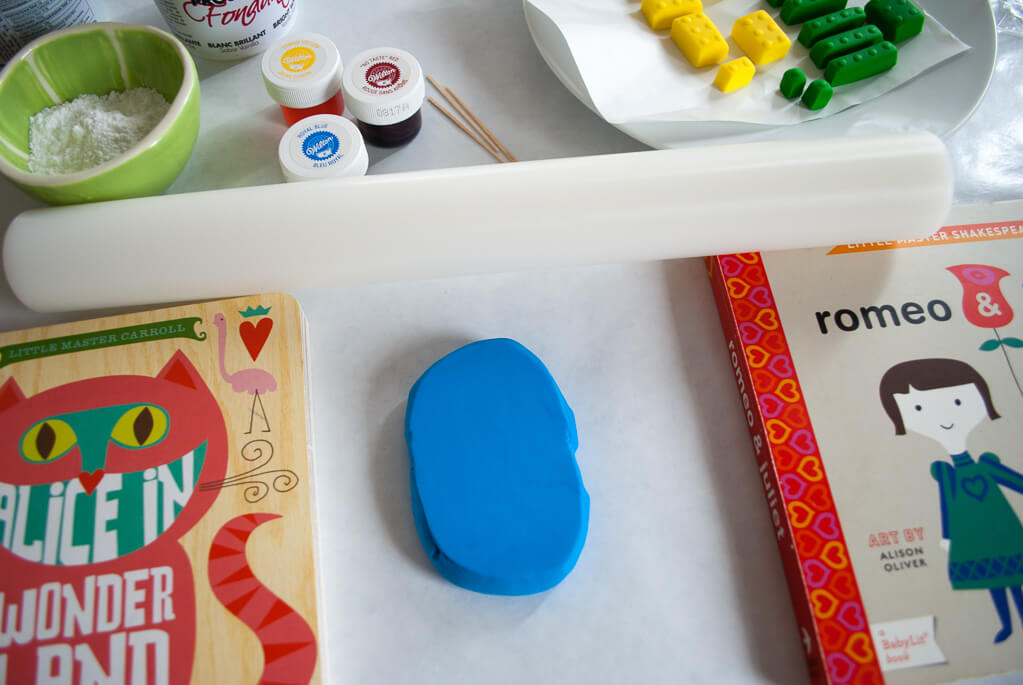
[341,47,425,126]
[278,115,368,182]
[262,33,344,110]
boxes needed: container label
[281,45,315,72]
[365,62,400,89]
[302,131,339,162]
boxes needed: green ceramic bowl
[0,22,199,205]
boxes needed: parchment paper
[525,0,968,124]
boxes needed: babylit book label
[870,616,946,671]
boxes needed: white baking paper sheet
[525,0,969,124]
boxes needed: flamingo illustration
[212,313,277,433]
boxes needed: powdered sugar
[28,88,170,175]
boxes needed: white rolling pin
[4,132,952,313]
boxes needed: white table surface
[2,1,1022,683]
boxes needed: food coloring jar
[262,32,344,126]
[341,47,425,148]
[278,114,368,182]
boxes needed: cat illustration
[0,350,225,682]
[0,349,315,684]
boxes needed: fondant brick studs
[641,0,703,31]
[671,12,729,67]
[732,10,792,65]
[865,0,925,43]
[798,7,867,47]
[825,40,898,85]
[714,57,756,92]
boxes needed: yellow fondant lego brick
[641,0,703,30]
[713,57,755,92]
[670,12,729,68]
[732,10,792,65]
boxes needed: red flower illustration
[947,264,1014,329]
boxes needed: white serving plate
[523,0,997,148]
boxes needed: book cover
[709,200,1023,685]
[0,294,322,684]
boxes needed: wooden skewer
[426,75,501,159]
[426,75,514,163]
[444,87,516,163]
[427,97,504,163]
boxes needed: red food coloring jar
[341,47,425,148]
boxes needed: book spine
[706,255,883,685]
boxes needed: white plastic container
[0,0,99,65]
[278,114,368,182]
[151,0,296,61]
[261,32,344,125]
[341,47,425,147]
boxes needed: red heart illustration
[819,620,847,651]
[734,299,757,322]
[768,354,794,377]
[783,403,810,429]
[837,602,867,633]
[759,393,784,419]
[796,529,824,557]
[797,456,824,483]
[845,631,875,664]
[813,512,840,541]
[775,445,801,471]
[822,541,850,570]
[788,500,815,528]
[727,277,751,300]
[762,331,787,354]
[737,252,761,265]
[746,345,770,368]
[749,285,773,308]
[780,473,809,500]
[721,256,745,278]
[803,558,832,588]
[791,429,818,456]
[775,378,801,403]
[807,483,833,511]
[811,588,839,619]
[739,322,764,345]
[752,369,778,393]
[755,308,780,330]
[744,266,767,285]
[767,419,792,445]
[78,469,105,495]
[830,571,857,600]
[827,652,856,683]
[239,318,273,361]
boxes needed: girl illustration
[879,358,1023,643]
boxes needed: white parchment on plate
[524,0,968,125]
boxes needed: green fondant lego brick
[865,0,925,43]
[825,40,898,86]
[780,0,846,26]
[798,7,866,47]
[779,68,807,99]
[801,79,833,109]
[809,24,884,69]
[766,0,785,7]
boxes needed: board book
[709,200,1023,685]
[0,294,322,684]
